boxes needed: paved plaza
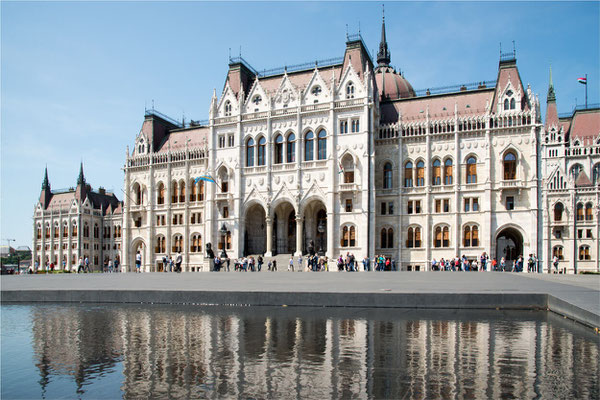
[2,271,599,329]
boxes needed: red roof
[156,126,209,152]
[569,109,600,140]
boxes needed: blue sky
[1,1,598,247]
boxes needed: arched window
[219,168,228,193]
[579,245,591,260]
[443,227,450,247]
[510,98,516,110]
[191,234,202,253]
[406,227,414,248]
[341,226,349,247]
[387,228,393,248]
[172,234,183,253]
[342,154,354,183]
[504,99,509,110]
[432,159,441,186]
[62,222,68,238]
[54,222,59,238]
[415,227,421,247]
[434,227,442,248]
[585,203,593,221]
[463,225,479,247]
[349,226,356,247]
[593,163,600,184]
[444,159,453,185]
[576,203,584,221]
[274,134,284,164]
[246,138,255,167]
[224,100,232,116]
[346,82,355,99]
[71,221,77,237]
[317,129,327,160]
[179,180,186,203]
[463,226,471,247]
[171,181,178,203]
[43,223,50,239]
[416,161,425,186]
[380,228,387,248]
[570,164,583,180]
[257,137,266,166]
[304,131,314,161]
[133,183,141,205]
[341,225,356,247]
[198,181,205,201]
[472,226,479,247]
[554,202,564,221]
[83,223,89,238]
[383,163,393,189]
[155,236,166,254]
[93,223,99,239]
[404,161,413,187]
[286,133,296,163]
[553,246,564,260]
[157,182,165,205]
[503,152,517,180]
[190,179,197,202]
[466,156,477,184]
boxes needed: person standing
[176,252,182,272]
[363,257,369,272]
[297,255,302,272]
[135,251,141,273]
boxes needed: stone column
[265,216,273,257]
[295,215,303,256]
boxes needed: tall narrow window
[349,226,356,247]
[472,226,479,247]
[404,162,413,187]
[381,228,388,248]
[246,138,255,167]
[342,155,354,183]
[341,226,349,247]
[585,203,593,221]
[286,133,295,163]
[444,159,453,185]
[171,181,178,203]
[434,227,442,248]
[503,152,517,180]
[432,159,441,186]
[387,228,393,249]
[179,181,185,203]
[383,163,393,189]
[317,129,327,160]
[190,179,197,202]
[305,131,314,161]
[570,164,582,180]
[576,203,584,221]
[463,226,471,247]
[442,227,450,247]
[415,227,421,247]
[593,163,600,184]
[274,134,283,164]
[554,202,564,221]
[416,161,425,186]
[466,156,477,184]
[407,227,414,248]
[198,181,205,201]
[257,137,266,166]
[510,98,516,109]
[157,183,165,205]
[346,82,355,99]
[224,100,232,116]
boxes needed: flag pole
[585,73,588,108]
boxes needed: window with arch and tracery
[576,203,584,221]
[191,234,202,253]
[155,236,166,254]
[346,82,355,99]
[579,245,590,261]
[84,223,90,238]
[54,222,59,238]
[157,182,165,205]
[342,155,354,183]
[434,226,450,248]
[172,234,183,253]
[317,129,327,160]
[416,161,425,186]
[380,228,393,249]
[246,138,255,167]
[224,100,232,116]
[444,159,453,185]
[554,202,564,221]
[585,203,593,221]
[404,162,413,187]
[171,181,178,203]
[383,163,393,189]
[570,164,583,181]
[593,163,600,184]
[93,223,99,239]
[257,137,266,166]
[190,179,198,202]
[463,225,479,247]
[406,226,421,248]
[304,131,314,161]
[274,134,284,164]
[198,181,205,201]
[178,181,186,203]
[71,221,77,237]
[466,156,477,184]
[62,222,68,238]
[341,225,357,247]
[553,246,564,260]
[219,169,228,193]
[503,152,517,180]
[432,159,441,186]
[286,133,296,163]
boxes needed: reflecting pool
[1,304,598,399]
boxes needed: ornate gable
[217,81,239,117]
[303,69,331,104]
[244,78,270,113]
[273,74,299,109]
[337,64,364,100]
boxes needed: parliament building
[33,17,599,273]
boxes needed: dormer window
[225,100,232,116]
[504,90,516,110]
[346,82,355,99]
[311,86,322,96]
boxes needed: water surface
[1,304,598,399]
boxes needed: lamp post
[317,220,325,255]
[219,224,228,259]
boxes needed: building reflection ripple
[10,305,599,399]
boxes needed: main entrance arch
[495,227,523,270]
[302,198,327,255]
[130,238,146,273]
[272,201,296,254]
[244,203,267,255]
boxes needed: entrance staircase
[246,253,301,272]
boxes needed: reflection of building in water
[30,308,599,398]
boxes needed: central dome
[375,66,415,100]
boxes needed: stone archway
[244,203,267,255]
[302,198,327,255]
[130,238,146,273]
[495,227,523,270]
[272,201,296,255]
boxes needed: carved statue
[206,243,215,259]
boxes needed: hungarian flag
[195,175,215,184]
[578,77,587,85]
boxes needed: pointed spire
[42,166,50,190]
[547,65,556,103]
[377,5,391,67]
[77,162,85,186]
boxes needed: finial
[42,165,50,190]
[382,4,385,21]
[77,161,85,186]
[345,24,349,40]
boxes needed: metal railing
[558,103,600,118]
[413,80,496,97]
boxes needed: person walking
[288,256,294,272]
[175,252,182,272]
[257,255,262,272]
[297,255,302,272]
[135,252,141,273]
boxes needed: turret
[39,167,52,208]
[545,66,559,129]
[376,7,391,67]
